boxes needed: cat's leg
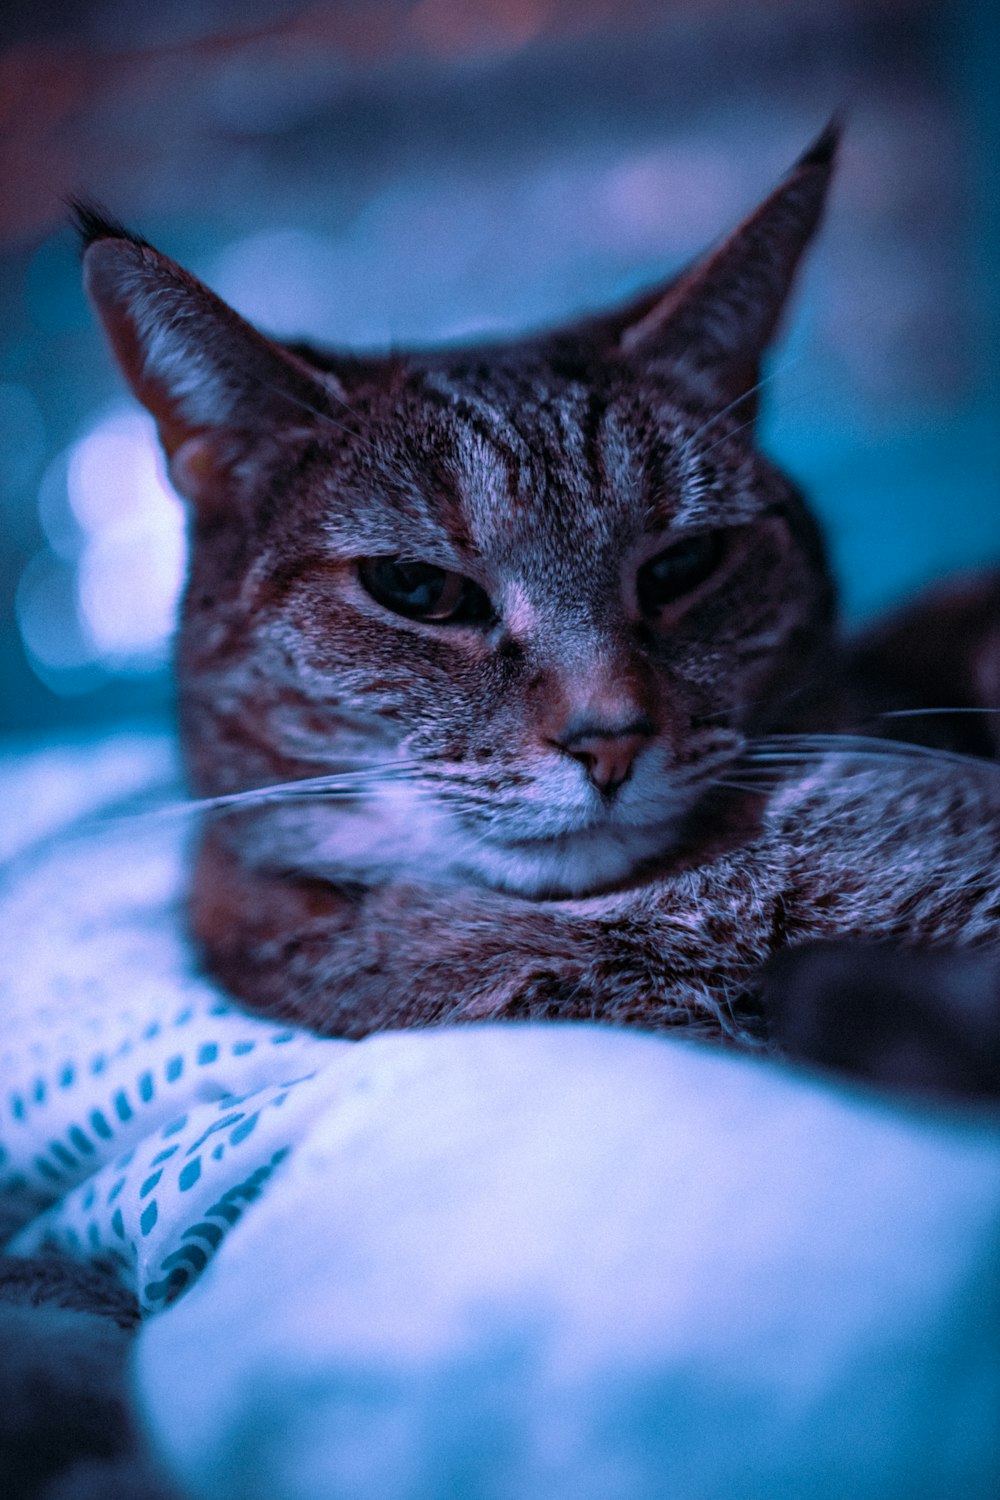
[189,826,781,1043]
[772,754,1000,948]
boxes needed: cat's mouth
[458,816,689,898]
[229,769,694,899]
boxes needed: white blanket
[1,732,998,1499]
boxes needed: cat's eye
[636,532,724,614]
[357,556,493,626]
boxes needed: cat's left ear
[74,205,345,509]
[613,121,840,409]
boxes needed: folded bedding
[1,732,998,1499]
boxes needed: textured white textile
[1,731,998,1498]
[0,731,346,1312]
[138,1024,1000,1500]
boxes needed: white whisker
[681,357,799,456]
[100,760,426,825]
[874,707,1000,719]
[741,733,999,774]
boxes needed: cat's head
[79,125,838,897]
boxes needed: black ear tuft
[79,213,347,483]
[67,198,151,256]
[795,115,843,172]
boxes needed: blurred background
[1,0,997,739]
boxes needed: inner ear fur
[78,212,344,488]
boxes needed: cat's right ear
[581,122,840,409]
[74,205,344,509]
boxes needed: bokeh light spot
[17,405,187,690]
[77,518,185,659]
[36,449,84,561]
[67,409,180,537]
[210,229,339,336]
[67,408,186,663]
[16,551,96,676]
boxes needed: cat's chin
[460,820,685,899]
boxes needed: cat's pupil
[636,533,723,614]
[372,560,442,610]
[358,557,491,625]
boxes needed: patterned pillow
[0,731,347,1313]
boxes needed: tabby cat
[76,124,1000,1056]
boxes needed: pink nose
[560,729,650,795]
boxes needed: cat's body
[7,125,999,1500]
[75,125,1000,1054]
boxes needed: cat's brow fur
[78,125,1000,1043]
